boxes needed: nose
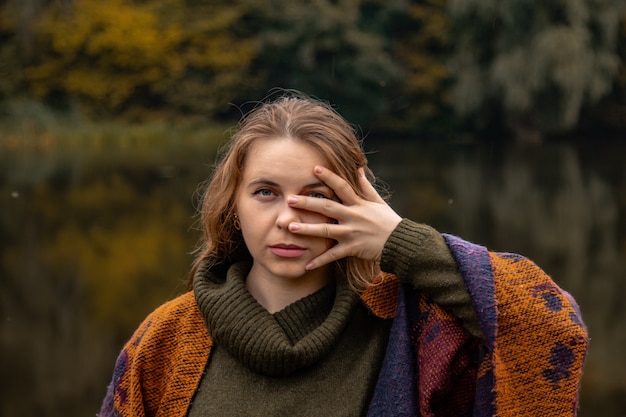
[275,199,301,230]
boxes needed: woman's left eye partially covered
[306,191,330,199]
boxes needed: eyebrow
[247,178,328,190]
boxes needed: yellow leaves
[409,0,450,45]
[402,0,451,88]
[172,3,255,70]
[25,0,254,114]
[29,0,181,107]
[64,68,127,106]
[186,36,256,69]
[76,0,180,67]
[386,0,453,127]
[404,53,449,94]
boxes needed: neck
[245,267,331,313]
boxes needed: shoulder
[121,292,211,405]
[146,291,201,326]
[360,272,399,319]
[127,291,209,350]
[100,292,212,416]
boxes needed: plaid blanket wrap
[99,234,588,417]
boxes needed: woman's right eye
[253,188,275,198]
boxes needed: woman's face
[235,137,336,286]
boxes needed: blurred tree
[582,9,626,134]
[23,0,256,118]
[26,0,181,112]
[149,0,260,118]
[381,0,454,134]
[447,0,625,139]
[246,0,402,127]
[2,0,626,138]
[0,0,46,100]
[0,25,23,101]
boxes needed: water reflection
[1,137,624,416]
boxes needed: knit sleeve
[379,218,483,340]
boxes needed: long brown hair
[188,93,382,292]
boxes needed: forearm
[380,219,483,340]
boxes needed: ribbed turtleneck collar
[193,260,358,377]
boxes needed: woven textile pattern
[489,252,588,416]
[445,235,588,417]
[99,237,588,417]
[99,292,212,417]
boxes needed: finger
[288,195,346,220]
[313,166,359,205]
[305,246,349,271]
[357,168,385,203]
[288,221,347,240]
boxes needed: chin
[271,267,309,280]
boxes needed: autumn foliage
[4,0,257,117]
[1,0,626,135]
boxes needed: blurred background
[0,0,624,415]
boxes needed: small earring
[234,214,241,231]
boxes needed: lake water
[1,134,624,416]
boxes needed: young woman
[99,94,588,417]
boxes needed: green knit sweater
[189,220,480,416]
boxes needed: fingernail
[289,223,301,232]
[358,168,364,177]
[305,262,315,270]
[288,196,298,205]
[314,166,324,175]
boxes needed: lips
[269,244,307,258]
